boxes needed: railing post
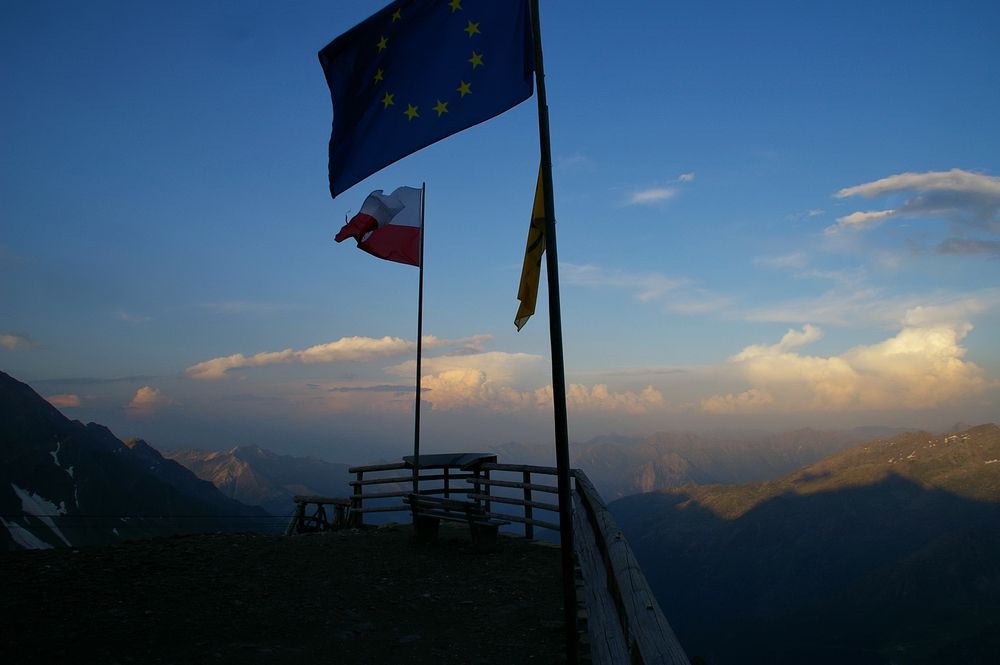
[484,469,492,514]
[352,469,364,527]
[523,470,534,539]
[473,469,482,509]
[443,466,450,499]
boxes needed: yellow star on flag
[373,68,384,84]
[381,92,395,108]
[376,35,388,52]
[449,0,462,12]
[469,51,484,69]
[391,8,402,22]
[456,80,472,97]
[404,104,419,121]
[464,21,480,38]
[433,100,449,116]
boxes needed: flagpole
[413,182,426,495]
[529,1,577,662]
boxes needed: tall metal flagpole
[413,183,426,495]
[529,2,578,662]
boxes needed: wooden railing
[346,458,688,663]
[573,469,689,665]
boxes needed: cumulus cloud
[186,334,490,379]
[829,168,1000,235]
[126,386,174,414]
[1,333,39,350]
[46,394,81,408]
[385,351,665,414]
[701,318,990,413]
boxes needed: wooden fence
[345,458,689,664]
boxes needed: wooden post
[523,470,534,539]
[484,469,492,514]
[529,1,578,661]
[352,469,364,527]
[443,466,450,499]
[412,183,426,496]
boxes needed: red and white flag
[335,186,422,266]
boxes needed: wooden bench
[285,495,352,535]
[403,494,509,552]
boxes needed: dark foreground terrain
[1,523,565,664]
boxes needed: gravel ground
[1,523,567,664]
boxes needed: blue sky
[2,0,998,462]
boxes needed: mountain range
[162,446,352,517]
[0,371,272,550]
[493,427,896,500]
[612,423,1000,665]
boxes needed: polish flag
[335,186,422,266]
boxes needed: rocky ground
[1,523,566,664]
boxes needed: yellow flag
[515,168,546,330]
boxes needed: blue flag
[319,0,534,198]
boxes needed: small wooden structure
[284,495,351,535]
[403,493,509,551]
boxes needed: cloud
[126,386,174,414]
[678,173,696,183]
[627,187,676,205]
[936,238,1000,255]
[186,334,490,379]
[557,152,596,171]
[829,168,1000,234]
[561,263,686,302]
[0,333,39,350]
[385,351,665,414]
[744,287,1000,329]
[46,394,81,408]
[701,320,990,414]
[754,252,809,270]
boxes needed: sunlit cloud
[126,386,174,414]
[829,168,1000,234]
[701,317,991,414]
[186,334,491,379]
[0,333,39,350]
[46,394,81,408]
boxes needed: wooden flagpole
[413,182,426,495]
[529,2,578,662]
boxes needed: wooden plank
[465,493,560,513]
[347,461,407,473]
[463,477,560,494]
[478,462,560,475]
[350,472,473,486]
[352,504,408,514]
[574,470,690,665]
[291,495,351,506]
[573,492,628,665]
[485,511,560,532]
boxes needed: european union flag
[319,0,534,198]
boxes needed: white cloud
[186,334,490,380]
[678,173,696,182]
[701,320,990,414]
[1,333,38,350]
[627,187,677,205]
[126,386,174,414]
[830,168,1000,234]
[46,394,81,408]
